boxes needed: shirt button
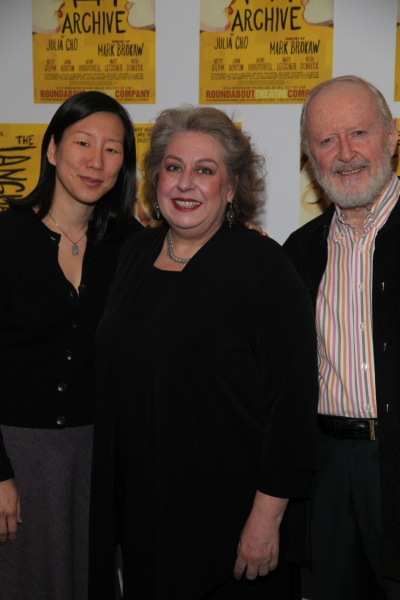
[66,352,73,361]
[359,323,366,330]
[358,283,364,291]
[78,284,86,293]
[361,363,368,371]
[58,383,67,392]
[56,416,65,426]
[359,245,365,252]
[365,404,372,411]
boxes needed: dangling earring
[226,202,234,227]
[154,202,161,219]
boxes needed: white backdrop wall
[0,0,398,244]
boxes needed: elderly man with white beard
[283,76,400,600]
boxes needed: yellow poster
[132,123,159,227]
[394,126,400,178]
[299,151,330,226]
[0,124,46,212]
[199,0,334,104]
[32,0,156,104]
[0,123,158,227]
[394,0,400,100]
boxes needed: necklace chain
[166,229,190,265]
[48,212,87,256]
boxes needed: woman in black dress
[89,106,319,599]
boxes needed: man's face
[305,82,398,209]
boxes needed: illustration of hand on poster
[32,0,65,35]
[200,0,236,33]
[32,0,156,104]
[199,0,334,104]
[301,0,333,27]
[125,0,155,30]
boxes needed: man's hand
[234,491,288,580]
[0,479,22,543]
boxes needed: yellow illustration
[133,124,160,227]
[32,0,65,34]
[32,0,156,104]
[199,0,334,104]
[125,0,155,30]
[299,152,330,226]
[0,124,47,212]
[301,0,334,27]
[200,0,237,32]
[0,123,158,227]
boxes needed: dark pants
[310,429,400,600]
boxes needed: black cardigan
[0,208,142,480]
[283,200,400,582]
[89,223,319,599]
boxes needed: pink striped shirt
[316,173,400,418]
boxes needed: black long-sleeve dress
[89,223,319,599]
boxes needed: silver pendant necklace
[48,212,87,255]
[166,229,190,265]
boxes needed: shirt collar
[332,172,400,240]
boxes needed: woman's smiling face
[47,112,125,208]
[157,131,235,240]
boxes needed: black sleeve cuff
[258,469,313,498]
[0,456,14,482]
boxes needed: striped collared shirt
[316,173,400,418]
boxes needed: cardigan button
[57,383,67,392]
[78,284,86,293]
[56,416,65,426]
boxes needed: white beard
[309,145,393,209]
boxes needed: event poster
[299,151,330,226]
[299,127,400,227]
[0,124,46,212]
[199,0,334,104]
[133,123,159,227]
[0,123,158,227]
[32,0,156,104]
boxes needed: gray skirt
[0,424,93,600]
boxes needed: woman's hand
[233,491,288,580]
[244,222,268,236]
[0,479,22,543]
